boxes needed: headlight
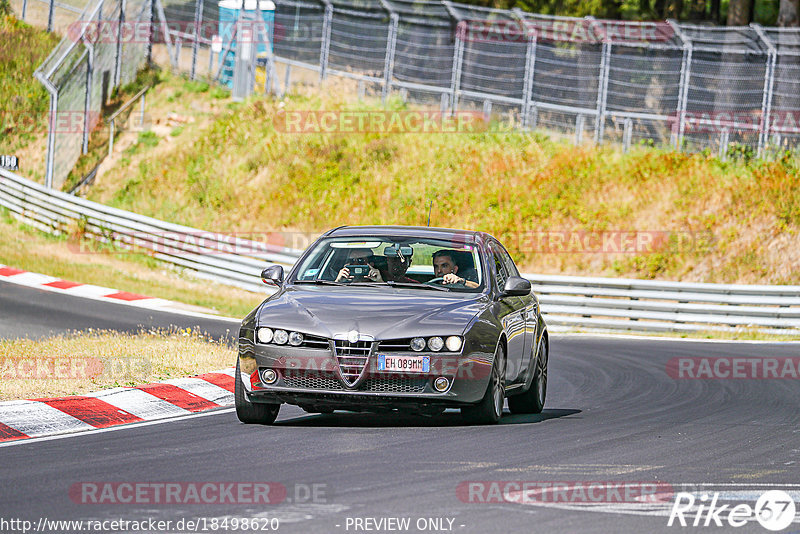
[288,331,304,346]
[257,327,273,344]
[445,336,463,352]
[410,337,426,352]
[273,329,289,345]
[428,336,444,351]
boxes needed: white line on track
[0,408,235,449]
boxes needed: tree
[727,0,756,24]
[778,0,800,25]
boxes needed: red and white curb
[0,368,236,443]
[0,264,239,322]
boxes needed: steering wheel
[425,277,446,285]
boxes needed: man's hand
[366,266,383,282]
[442,273,463,285]
[336,267,350,282]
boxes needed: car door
[495,243,536,384]
[489,242,526,386]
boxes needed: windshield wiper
[384,281,450,291]
[293,280,346,286]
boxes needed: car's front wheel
[235,359,281,424]
[461,342,505,425]
[508,337,547,415]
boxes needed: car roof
[324,225,494,245]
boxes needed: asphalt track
[1,281,799,534]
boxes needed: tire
[508,337,547,415]
[461,342,506,425]
[235,358,281,424]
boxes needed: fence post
[593,40,610,144]
[623,118,633,153]
[668,20,691,151]
[718,127,729,160]
[190,0,204,80]
[146,0,155,65]
[43,87,58,189]
[154,0,175,69]
[21,0,28,21]
[751,23,776,159]
[47,0,55,32]
[520,28,537,129]
[319,4,333,82]
[82,42,94,155]
[575,114,585,145]
[449,21,464,113]
[382,13,398,102]
[114,0,126,86]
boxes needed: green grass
[0,15,60,153]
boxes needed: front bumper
[238,343,493,409]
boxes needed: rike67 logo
[668,490,797,531]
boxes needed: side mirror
[261,265,284,286]
[500,276,531,297]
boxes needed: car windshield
[291,236,485,293]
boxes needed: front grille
[378,338,413,351]
[362,378,427,393]
[281,371,427,393]
[333,340,371,386]
[283,370,343,390]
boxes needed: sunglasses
[349,257,370,264]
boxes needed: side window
[498,246,520,278]
[490,245,509,290]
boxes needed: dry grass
[0,209,266,318]
[0,328,236,400]
[87,74,800,285]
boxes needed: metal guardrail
[1,169,799,334]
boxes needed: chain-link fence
[155,0,800,159]
[21,0,800,189]
[29,0,153,188]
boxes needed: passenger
[432,250,479,288]
[335,248,383,282]
[385,255,419,284]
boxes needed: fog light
[257,327,273,344]
[260,368,278,384]
[433,376,450,392]
[410,337,426,352]
[273,329,289,345]
[445,336,463,352]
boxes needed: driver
[335,248,383,282]
[432,250,479,288]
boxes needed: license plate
[377,354,430,373]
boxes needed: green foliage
[0,16,60,152]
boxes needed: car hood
[256,286,487,339]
